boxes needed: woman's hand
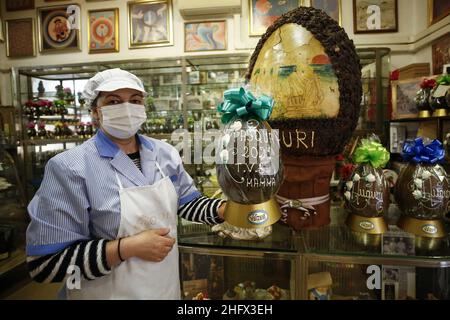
[124,228,176,262]
[218,202,227,220]
[106,228,175,267]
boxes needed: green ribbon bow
[217,87,274,124]
[437,75,450,86]
[353,139,390,168]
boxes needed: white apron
[67,161,180,300]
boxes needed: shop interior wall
[0,0,449,106]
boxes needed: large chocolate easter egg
[247,7,361,157]
[395,163,450,220]
[216,117,283,204]
[344,165,390,218]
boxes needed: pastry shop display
[247,6,361,230]
[395,138,449,238]
[216,87,283,229]
[222,289,239,300]
[344,136,390,234]
[266,285,290,300]
[307,272,333,300]
[192,292,210,300]
[223,282,289,300]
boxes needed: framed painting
[391,79,421,120]
[37,4,81,53]
[185,20,227,52]
[353,0,398,33]
[432,33,450,75]
[5,18,36,58]
[309,0,342,25]
[249,0,301,36]
[88,8,119,53]
[428,0,450,26]
[6,0,34,11]
[128,0,173,49]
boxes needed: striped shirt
[26,130,225,283]
[127,151,142,171]
[27,196,224,283]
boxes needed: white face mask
[100,102,147,139]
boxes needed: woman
[26,68,226,299]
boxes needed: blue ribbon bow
[402,138,445,164]
[217,87,274,124]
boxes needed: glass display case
[178,204,449,300]
[13,54,250,201]
[356,48,391,141]
[298,206,450,300]
[0,145,27,285]
[178,222,300,300]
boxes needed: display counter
[178,205,450,300]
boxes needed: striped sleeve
[178,196,225,225]
[27,239,111,284]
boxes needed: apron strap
[154,161,167,178]
[115,160,166,190]
[115,171,124,190]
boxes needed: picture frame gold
[428,0,450,26]
[249,0,301,37]
[184,20,227,52]
[127,0,173,49]
[88,8,120,54]
[37,4,82,54]
[5,18,36,58]
[308,0,342,26]
[353,0,398,34]
[391,78,424,120]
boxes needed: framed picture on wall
[6,0,35,11]
[391,79,421,120]
[5,18,36,58]
[309,0,342,25]
[353,0,398,33]
[428,0,450,26]
[249,0,301,36]
[185,21,227,52]
[37,4,81,53]
[128,0,173,49]
[432,33,450,75]
[88,8,119,54]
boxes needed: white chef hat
[82,68,147,107]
